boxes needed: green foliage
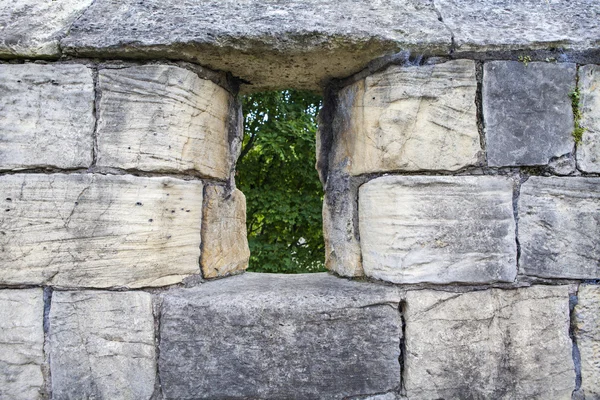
[237,90,326,273]
[518,55,532,66]
[569,87,585,144]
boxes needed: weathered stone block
[574,284,600,399]
[0,64,94,170]
[50,291,155,400]
[577,64,600,173]
[96,65,232,179]
[519,176,600,279]
[61,0,450,92]
[404,286,575,399]
[0,0,93,57]
[437,0,600,52]
[322,171,363,277]
[159,273,402,399]
[483,61,576,166]
[0,173,202,288]
[0,289,44,400]
[341,60,481,175]
[359,175,517,284]
[200,186,249,279]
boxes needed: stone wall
[1,1,600,399]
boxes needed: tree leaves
[237,90,325,273]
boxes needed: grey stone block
[577,64,600,173]
[359,175,517,284]
[519,176,600,279]
[0,0,93,58]
[437,0,600,52]
[404,286,575,399]
[483,61,576,167]
[96,65,232,179]
[159,273,402,399]
[0,289,44,400]
[0,173,203,288]
[49,291,156,400]
[0,64,94,170]
[322,171,363,277]
[61,0,450,91]
[574,284,600,399]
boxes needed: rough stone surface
[96,65,232,179]
[61,0,450,91]
[548,154,577,176]
[342,60,481,175]
[50,290,155,400]
[359,175,517,284]
[318,84,365,277]
[322,172,363,277]
[519,176,600,279]
[574,284,600,399]
[0,64,94,170]
[404,286,575,399]
[438,0,600,52]
[0,173,203,288]
[483,61,576,167]
[577,64,600,173]
[200,186,249,279]
[159,273,402,399]
[0,289,44,400]
[0,0,93,58]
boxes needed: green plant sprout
[518,55,532,66]
[569,87,585,144]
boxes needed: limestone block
[0,289,44,400]
[577,64,600,173]
[61,0,450,92]
[49,291,155,400]
[0,173,202,288]
[200,186,249,279]
[437,0,600,52]
[404,286,575,399]
[519,176,600,279]
[96,65,231,179]
[483,61,576,166]
[0,64,94,170]
[0,0,93,57]
[340,60,480,175]
[159,273,402,399]
[574,284,600,399]
[359,175,517,284]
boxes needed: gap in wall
[237,90,325,273]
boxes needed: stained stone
[483,61,576,167]
[61,0,450,91]
[0,0,93,58]
[574,284,600,399]
[0,289,44,400]
[577,64,600,173]
[96,65,232,179]
[437,0,600,52]
[518,176,600,279]
[200,186,250,279]
[159,273,402,399]
[49,291,155,400]
[0,173,203,288]
[0,64,95,170]
[404,286,575,399]
[322,171,363,277]
[359,175,517,284]
[341,60,481,175]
